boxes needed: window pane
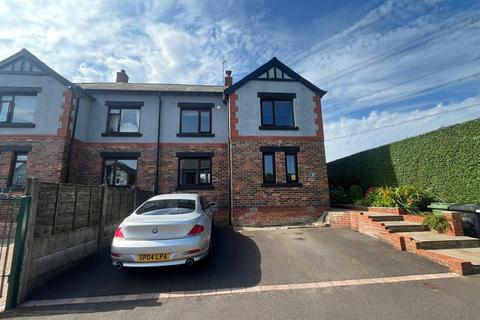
[261,101,274,125]
[286,154,298,183]
[0,101,9,121]
[11,154,27,187]
[108,114,120,132]
[200,111,210,132]
[11,96,36,123]
[136,199,196,215]
[199,170,211,184]
[120,109,140,132]
[180,159,198,185]
[115,159,137,186]
[200,159,210,169]
[274,100,293,126]
[181,110,198,133]
[104,160,115,185]
[263,154,275,183]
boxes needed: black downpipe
[65,87,82,182]
[155,95,162,194]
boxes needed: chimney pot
[116,70,129,83]
[224,70,232,86]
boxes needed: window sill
[261,182,303,188]
[101,132,143,137]
[176,185,215,191]
[5,186,25,192]
[259,126,299,131]
[176,133,215,137]
[0,123,35,128]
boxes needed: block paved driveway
[27,226,448,300]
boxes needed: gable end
[225,57,327,97]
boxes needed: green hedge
[327,119,480,204]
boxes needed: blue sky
[0,0,479,160]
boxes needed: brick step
[368,214,404,222]
[417,240,480,250]
[398,231,480,250]
[382,221,428,233]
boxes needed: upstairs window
[103,158,138,187]
[0,94,37,124]
[107,108,140,133]
[258,93,297,130]
[177,103,214,137]
[103,101,143,136]
[9,153,28,188]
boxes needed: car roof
[148,193,199,201]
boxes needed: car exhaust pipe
[185,258,194,266]
[114,262,123,270]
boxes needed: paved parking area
[26,227,448,301]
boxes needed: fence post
[133,187,138,211]
[98,185,109,251]
[15,178,39,306]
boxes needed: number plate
[136,253,171,262]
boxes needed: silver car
[111,193,216,269]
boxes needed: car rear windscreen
[136,199,196,215]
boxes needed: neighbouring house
[0,49,329,226]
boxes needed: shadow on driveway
[27,226,261,300]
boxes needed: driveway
[26,227,448,300]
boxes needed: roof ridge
[77,82,226,87]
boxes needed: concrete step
[367,213,404,222]
[432,247,480,265]
[382,221,428,233]
[398,231,480,250]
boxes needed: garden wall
[327,119,480,204]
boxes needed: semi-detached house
[0,49,330,226]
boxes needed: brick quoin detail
[229,93,239,138]
[313,95,324,139]
[57,88,75,137]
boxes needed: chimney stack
[116,69,129,83]
[224,70,232,86]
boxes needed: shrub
[349,185,363,202]
[357,185,437,213]
[329,187,351,205]
[393,185,437,214]
[423,213,450,233]
[367,186,396,207]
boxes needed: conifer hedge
[327,119,480,204]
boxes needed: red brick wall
[230,138,330,226]
[69,140,157,191]
[0,136,68,189]
[69,141,231,223]
[158,143,230,224]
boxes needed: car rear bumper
[110,233,210,267]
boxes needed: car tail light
[111,252,121,257]
[184,249,201,255]
[187,225,205,236]
[114,227,124,239]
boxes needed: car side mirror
[208,202,218,209]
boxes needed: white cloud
[325,96,480,161]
